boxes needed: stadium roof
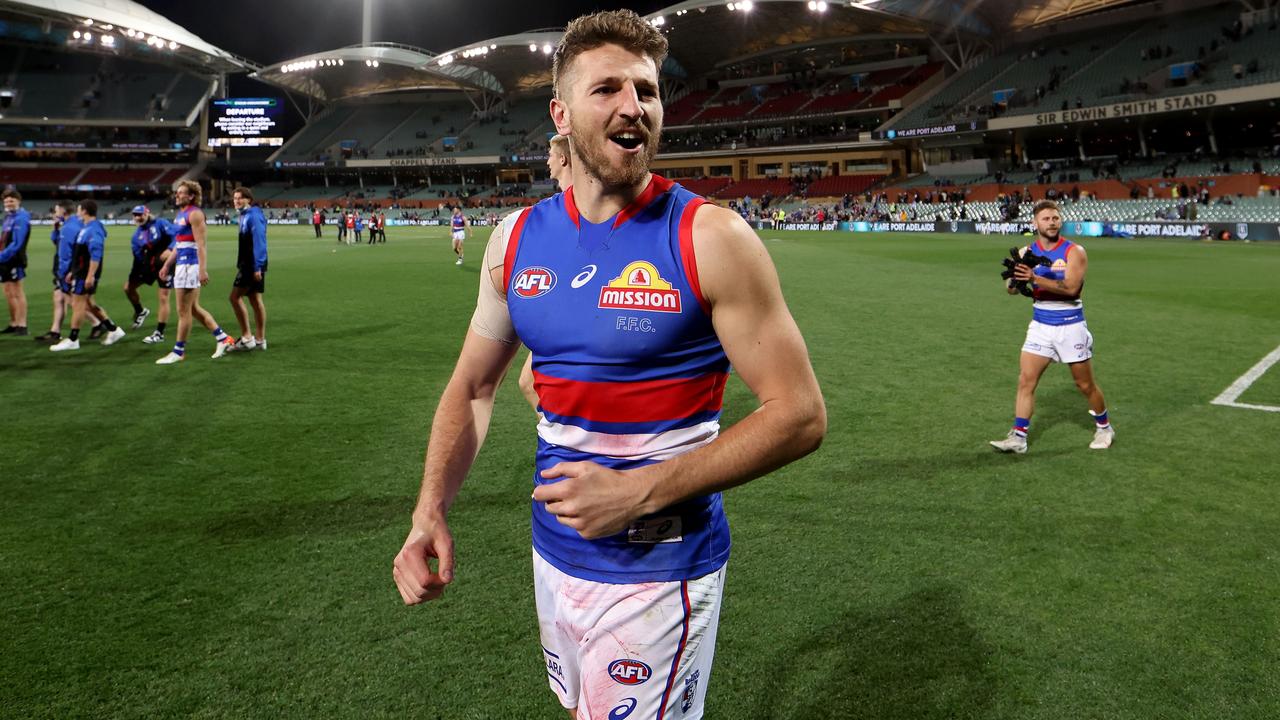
[250,36,563,102]
[0,0,257,73]
[255,0,1219,102]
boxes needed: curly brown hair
[552,10,667,98]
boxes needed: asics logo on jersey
[513,267,557,298]
[609,698,637,719]
[608,659,652,685]
[570,264,598,289]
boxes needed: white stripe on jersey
[536,418,720,461]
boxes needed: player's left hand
[1012,263,1035,282]
[254,271,262,282]
[533,462,651,540]
[84,277,96,291]
[199,270,209,286]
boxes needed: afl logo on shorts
[512,266,556,298]
[608,659,652,685]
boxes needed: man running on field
[449,207,469,265]
[393,11,826,720]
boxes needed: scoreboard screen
[207,97,286,147]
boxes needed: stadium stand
[806,174,888,197]
[0,46,210,121]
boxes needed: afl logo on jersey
[608,659,652,685]
[598,260,682,314]
[513,266,557,298]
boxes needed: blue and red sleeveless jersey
[451,214,466,231]
[173,206,199,266]
[1031,237,1084,325]
[504,175,731,584]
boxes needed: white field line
[1210,343,1280,413]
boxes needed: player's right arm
[393,218,521,605]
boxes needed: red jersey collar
[563,174,675,229]
[1035,235,1066,253]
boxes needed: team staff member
[449,207,469,265]
[0,188,31,336]
[229,187,268,352]
[392,11,826,720]
[124,206,177,341]
[35,201,85,344]
[49,200,126,351]
[990,199,1114,453]
[155,180,236,364]
[312,208,323,238]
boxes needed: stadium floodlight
[168,41,178,50]
[101,35,114,47]
[529,43,538,52]
[727,2,736,9]
[102,24,113,30]
[338,58,344,66]
[82,18,93,25]
[490,44,497,49]
[651,15,666,26]
[72,29,81,39]
[371,60,379,67]
[542,44,553,54]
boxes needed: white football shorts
[1022,320,1093,363]
[173,263,201,290]
[451,230,466,242]
[533,549,724,720]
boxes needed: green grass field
[4,223,1279,719]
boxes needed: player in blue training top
[124,205,178,344]
[228,186,268,351]
[991,199,1114,453]
[449,206,469,265]
[155,180,237,364]
[50,199,126,351]
[0,187,32,336]
[392,11,826,720]
[35,200,92,344]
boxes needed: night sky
[136,0,671,66]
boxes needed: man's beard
[1038,228,1060,242]
[573,124,659,190]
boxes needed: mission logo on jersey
[598,260,681,314]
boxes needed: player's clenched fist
[392,517,455,605]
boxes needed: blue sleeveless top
[1031,237,1084,325]
[505,175,731,583]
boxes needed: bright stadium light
[651,15,665,26]
[542,43,552,54]
[338,58,344,66]
[102,24,113,30]
[82,18,93,25]
[371,59,379,67]
[529,43,538,52]
[101,35,114,46]
[168,41,178,50]
[740,0,754,11]
[490,44,497,49]
[73,29,81,38]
